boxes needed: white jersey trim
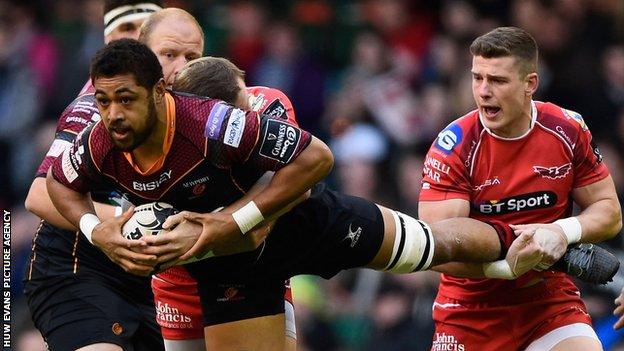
[524,323,598,351]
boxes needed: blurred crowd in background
[2,0,624,350]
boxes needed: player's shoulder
[171,91,248,147]
[429,109,483,158]
[536,101,588,130]
[535,101,589,146]
[171,91,220,129]
[246,86,293,121]
[58,94,100,133]
[84,121,113,151]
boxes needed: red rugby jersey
[420,101,609,302]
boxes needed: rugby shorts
[25,276,163,351]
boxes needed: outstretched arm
[419,199,492,277]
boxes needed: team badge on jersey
[435,123,463,154]
[562,108,588,131]
[533,163,572,180]
[259,119,301,163]
[263,99,287,120]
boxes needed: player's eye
[97,98,110,107]
[120,97,132,104]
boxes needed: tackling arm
[419,199,497,277]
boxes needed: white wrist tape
[114,206,123,216]
[232,201,264,234]
[79,213,101,244]
[483,260,515,279]
[554,217,582,244]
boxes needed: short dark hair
[173,57,245,103]
[104,0,163,14]
[470,26,538,76]
[90,38,163,90]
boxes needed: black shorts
[186,183,385,326]
[25,276,164,351]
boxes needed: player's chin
[111,136,138,151]
[481,114,506,130]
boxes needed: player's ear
[525,72,538,96]
[153,78,167,103]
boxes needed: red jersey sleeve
[36,95,100,177]
[206,104,311,170]
[563,109,609,188]
[50,122,103,193]
[419,123,472,201]
[246,86,298,126]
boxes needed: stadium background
[1,0,623,350]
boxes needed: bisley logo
[132,170,173,191]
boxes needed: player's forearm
[253,137,333,220]
[46,170,96,227]
[429,218,501,266]
[222,172,309,219]
[577,198,622,243]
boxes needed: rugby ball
[122,202,178,240]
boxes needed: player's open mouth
[482,106,501,119]
[111,128,131,141]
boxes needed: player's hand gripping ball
[122,202,178,240]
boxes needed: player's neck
[491,101,534,139]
